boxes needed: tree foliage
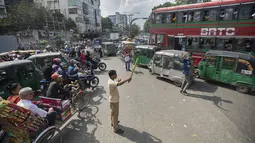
[0,1,76,33]
[143,19,150,32]
[101,17,113,31]
[152,2,176,10]
[130,24,140,38]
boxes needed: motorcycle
[69,69,99,90]
[88,57,107,71]
[78,69,99,89]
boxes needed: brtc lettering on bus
[201,28,235,36]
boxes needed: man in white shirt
[108,70,131,134]
[17,87,57,126]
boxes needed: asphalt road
[58,57,255,143]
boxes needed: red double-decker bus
[149,0,255,66]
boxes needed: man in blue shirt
[180,54,191,95]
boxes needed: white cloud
[100,0,175,28]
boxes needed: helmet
[53,58,62,64]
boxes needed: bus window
[187,38,199,50]
[193,11,201,22]
[208,9,217,21]
[162,14,166,23]
[172,13,176,23]
[201,38,215,50]
[156,34,164,44]
[166,13,172,23]
[150,34,156,44]
[183,12,188,22]
[156,14,162,24]
[188,12,194,22]
[177,12,183,23]
[203,10,209,21]
[220,9,225,20]
[151,13,156,24]
[223,8,235,21]
[239,5,255,20]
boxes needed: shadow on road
[119,125,162,143]
[61,114,101,143]
[95,69,109,75]
[190,80,218,93]
[88,86,107,106]
[78,105,99,120]
[187,93,233,111]
[133,70,144,75]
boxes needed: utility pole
[123,12,140,38]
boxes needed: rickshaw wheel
[236,86,250,94]
[34,126,62,143]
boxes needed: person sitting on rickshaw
[52,58,62,73]
[46,73,70,100]
[7,83,22,104]
[17,87,57,126]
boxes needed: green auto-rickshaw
[101,42,117,56]
[198,50,255,94]
[0,60,43,99]
[134,45,160,67]
[27,52,70,70]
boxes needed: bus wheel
[236,86,250,94]
[149,69,154,75]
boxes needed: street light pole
[129,17,148,38]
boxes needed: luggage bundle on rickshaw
[0,100,45,143]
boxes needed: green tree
[130,23,140,38]
[65,18,77,31]
[143,19,150,32]
[101,17,113,31]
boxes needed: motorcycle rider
[68,59,79,78]
[52,58,62,73]
[42,59,53,81]
[46,73,70,100]
[56,62,69,84]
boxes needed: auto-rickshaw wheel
[236,86,250,94]
[149,69,154,75]
[174,80,182,87]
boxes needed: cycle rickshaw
[0,80,90,143]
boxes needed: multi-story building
[108,12,127,31]
[0,0,6,18]
[35,0,102,34]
